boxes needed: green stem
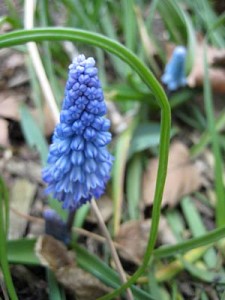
[153,224,225,259]
[0,179,18,300]
[0,28,171,299]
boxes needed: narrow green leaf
[7,239,39,265]
[166,210,185,242]
[181,197,218,268]
[0,177,18,300]
[156,246,209,282]
[169,89,193,109]
[157,0,187,43]
[148,267,164,299]
[0,177,9,234]
[154,225,225,259]
[122,0,136,52]
[48,197,67,222]
[19,105,49,165]
[100,4,126,78]
[181,257,225,284]
[47,269,65,300]
[129,122,160,156]
[190,107,225,157]
[74,204,90,229]
[126,154,142,220]
[112,118,138,235]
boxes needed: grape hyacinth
[42,55,114,210]
[161,46,187,91]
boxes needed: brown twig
[91,200,133,300]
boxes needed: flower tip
[161,45,187,91]
[43,208,59,220]
[173,46,187,58]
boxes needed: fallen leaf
[0,118,9,147]
[9,179,36,239]
[0,91,23,120]
[0,90,55,142]
[35,235,112,300]
[115,220,150,265]
[0,51,55,137]
[0,49,27,90]
[5,52,25,70]
[187,36,225,93]
[56,268,112,300]
[3,158,42,183]
[115,216,176,264]
[8,69,29,88]
[35,235,74,270]
[143,141,206,208]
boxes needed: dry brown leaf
[0,91,23,120]
[56,268,112,300]
[143,141,205,208]
[9,179,36,239]
[0,49,27,90]
[0,119,9,147]
[35,235,74,270]
[4,158,42,183]
[189,67,225,93]
[0,90,55,139]
[115,217,176,264]
[115,220,150,265]
[0,48,55,137]
[187,37,225,92]
[35,235,112,300]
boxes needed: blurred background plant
[0,0,225,299]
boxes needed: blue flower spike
[42,55,114,211]
[161,46,187,91]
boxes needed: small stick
[91,200,134,300]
